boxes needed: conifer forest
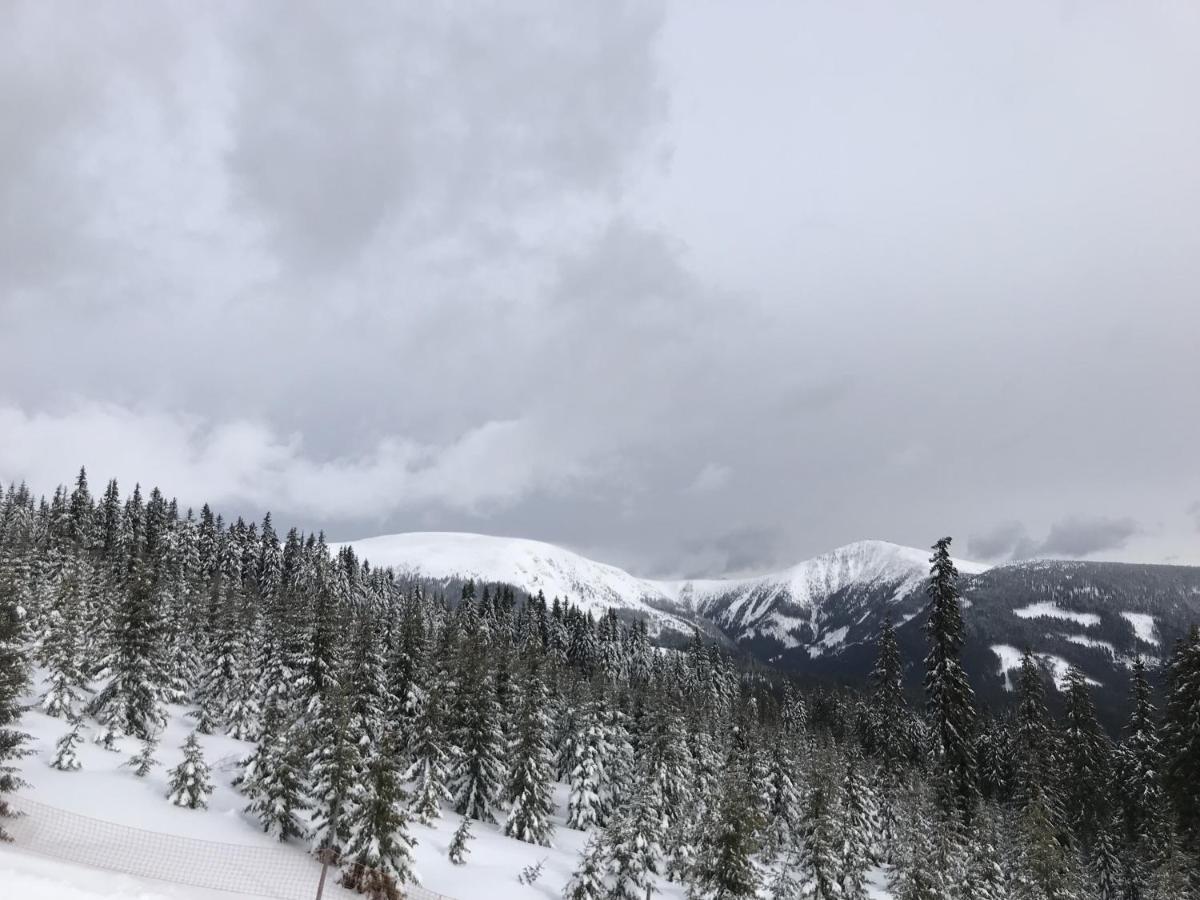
[0,471,1198,899]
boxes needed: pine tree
[50,722,84,771]
[126,735,159,777]
[449,615,506,823]
[241,717,308,841]
[1060,664,1111,850]
[563,835,607,900]
[1114,657,1166,892]
[88,517,168,740]
[839,757,877,900]
[404,666,452,825]
[1011,648,1058,814]
[1012,791,1081,900]
[339,735,418,899]
[448,815,472,865]
[503,659,556,846]
[1161,625,1200,848]
[922,536,978,821]
[167,732,213,809]
[306,683,359,860]
[766,852,802,900]
[605,775,663,900]
[795,779,842,900]
[762,727,804,860]
[689,747,764,899]
[0,569,30,840]
[1090,818,1123,900]
[567,697,608,830]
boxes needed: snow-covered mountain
[341,531,1200,721]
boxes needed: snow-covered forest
[1,470,1199,899]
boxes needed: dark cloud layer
[2,0,1199,572]
[970,516,1142,563]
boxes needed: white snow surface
[1062,633,1118,657]
[1120,611,1160,646]
[11,672,898,899]
[9,672,678,900]
[1013,601,1101,628]
[989,644,1100,691]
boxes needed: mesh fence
[4,795,454,900]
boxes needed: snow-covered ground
[1120,611,1160,646]
[989,643,1100,691]
[7,673,680,900]
[1012,601,1100,628]
[10,670,896,899]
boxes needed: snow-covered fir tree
[127,735,159,777]
[50,721,84,771]
[504,658,556,846]
[448,815,472,865]
[340,734,418,899]
[167,731,213,810]
[922,537,978,821]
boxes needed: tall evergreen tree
[339,736,418,900]
[504,659,556,846]
[0,555,30,840]
[922,536,978,820]
[1060,664,1111,850]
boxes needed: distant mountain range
[340,531,1200,722]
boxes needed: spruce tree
[503,659,556,846]
[1060,664,1111,850]
[306,682,359,860]
[795,779,842,900]
[339,735,418,900]
[839,757,877,899]
[689,747,764,899]
[448,815,473,865]
[0,569,30,840]
[605,776,663,899]
[240,717,308,841]
[126,735,159,777]
[404,666,452,825]
[449,614,506,823]
[1012,648,1058,814]
[922,536,978,821]
[1114,657,1166,888]
[563,835,608,900]
[1161,625,1200,848]
[50,722,84,771]
[167,732,213,809]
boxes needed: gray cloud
[971,516,1142,562]
[1037,516,1141,558]
[969,522,1037,562]
[2,1,1200,574]
[1189,501,1200,531]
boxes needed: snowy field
[10,670,896,899]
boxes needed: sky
[2,0,1199,576]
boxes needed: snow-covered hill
[338,532,985,657]
[340,531,1200,720]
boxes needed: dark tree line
[0,474,1198,899]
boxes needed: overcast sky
[3,0,1199,575]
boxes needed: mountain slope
[340,531,1200,720]
[337,532,704,638]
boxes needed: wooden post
[314,852,331,900]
